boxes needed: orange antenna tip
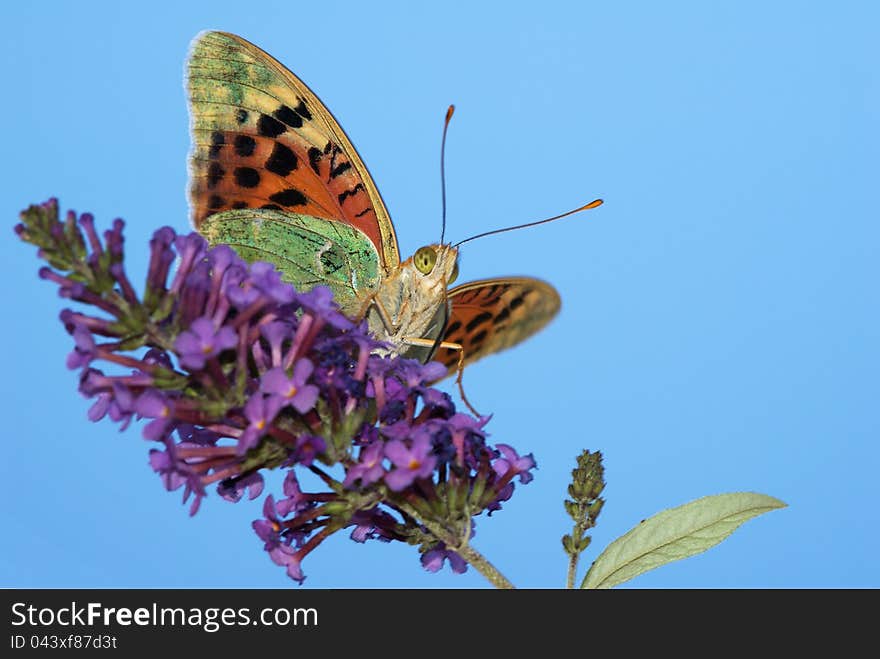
[453,195,603,247]
[440,105,455,244]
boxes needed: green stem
[566,553,580,589]
[454,543,515,590]
[395,500,515,589]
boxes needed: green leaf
[581,492,786,589]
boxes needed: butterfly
[187,31,589,382]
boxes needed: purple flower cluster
[16,199,537,585]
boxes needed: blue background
[2,1,876,588]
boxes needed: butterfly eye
[413,246,437,275]
[448,260,459,285]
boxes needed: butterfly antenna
[440,104,455,245]
[453,198,604,247]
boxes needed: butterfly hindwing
[434,278,562,377]
[187,31,400,271]
[199,208,382,315]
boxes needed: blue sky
[2,1,877,588]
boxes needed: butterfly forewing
[434,278,561,377]
[187,31,400,270]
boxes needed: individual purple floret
[175,316,238,370]
[260,360,320,414]
[384,434,438,492]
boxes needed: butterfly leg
[400,336,481,417]
[358,294,406,333]
[360,295,481,414]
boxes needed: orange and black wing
[433,277,561,378]
[187,31,400,271]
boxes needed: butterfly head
[409,243,459,289]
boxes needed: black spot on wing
[493,306,511,325]
[481,285,500,301]
[265,142,298,176]
[445,320,462,336]
[257,114,286,138]
[234,135,256,157]
[236,109,249,124]
[294,99,312,121]
[273,104,303,129]
[509,295,525,311]
[261,204,282,211]
[234,167,260,188]
[466,312,493,333]
[231,201,248,209]
[330,161,352,178]
[338,183,365,206]
[207,162,225,189]
[209,132,225,159]
[470,329,488,347]
[208,194,225,209]
[308,147,322,174]
[269,188,308,207]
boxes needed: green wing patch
[200,208,381,312]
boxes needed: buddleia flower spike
[16,199,535,587]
